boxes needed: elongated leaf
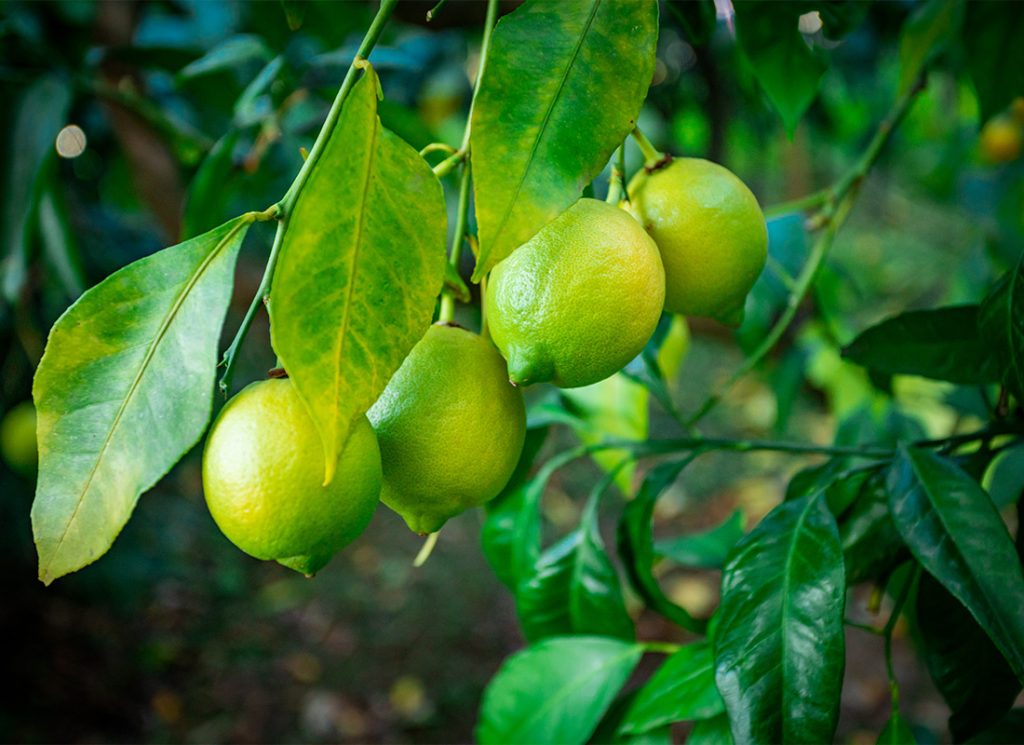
[878,709,917,745]
[887,446,1024,683]
[182,129,240,239]
[32,216,250,584]
[470,0,658,279]
[270,64,447,482]
[836,470,907,585]
[917,572,1020,741]
[37,183,86,300]
[591,691,672,745]
[714,493,846,744]
[655,511,744,570]
[618,458,706,634]
[477,636,643,745]
[619,643,724,736]
[517,490,634,643]
[177,34,272,80]
[963,2,1024,123]
[979,253,1024,403]
[688,715,734,745]
[898,0,964,96]
[843,305,1001,385]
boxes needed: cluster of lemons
[202,156,768,574]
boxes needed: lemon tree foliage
[270,64,447,483]
[469,0,658,279]
[32,217,250,584]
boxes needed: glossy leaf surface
[619,643,724,735]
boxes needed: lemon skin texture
[629,158,768,325]
[202,379,382,575]
[485,198,665,388]
[367,324,526,534]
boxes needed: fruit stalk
[439,162,473,324]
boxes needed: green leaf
[968,709,1024,744]
[835,470,907,585]
[477,636,644,745]
[917,572,1020,742]
[590,692,672,745]
[517,484,634,642]
[619,643,724,736]
[470,0,658,280]
[37,183,86,300]
[979,253,1024,403]
[887,446,1024,683]
[270,63,447,482]
[177,34,272,81]
[182,129,240,239]
[897,0,964,96]
[665,0,716,45]
[618,458,707,634]
[2,75,71,303]
[655,511,744,570]
[31,216,250,584]
[732,1,827,136]
[963,2,1024,123]
[843,305,1001,385]
[877,708,917,745]
[714,493,846,744]
[687,715,734,745]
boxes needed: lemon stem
[605,142,626,205]
[413,531,440,567]
[631,125,663,169]
[439,161,473,324]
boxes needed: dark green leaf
[655,511,744,570]
[843,305,1001,385]
[270,63,447,482]
[714,493,846,744]
[887,446,1024,683]
[37,183,86,300]
[665,0,716,45]
[963,2,1024,123]
[618,458,707,634]
[32,216,250,584]
[979,253,1024,403]
[470,0,658,279]
[732,1,827,135]
[590,691,672,745]
[182,129,240,239]
[477,636,644,745]
[687,715,734,745]
[619,643,724,736]
[968,709,1024,744]
[837,470,907,585]
[897,0,964,96]
[233,56,286,128]
[917,569,1020,741]
[877,708,917,745]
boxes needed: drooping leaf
[835,470,908,585]
[877,708,917,745]
[618,458,707,634]
[622,315,690,424]
[470,0,658,279]
[477,636,644,745]
[843,305,1001,385]
[732,1,827,136]
[978,253,1024,403]
[917,572,1020,742]
[963,2,1024,123]
[714,493,846,744]
[270,63,447,482]
[655,511,744,570]
[32,216,250,584]
[517,480,634,642]
[687,714,734,745]
[887,446,1024,683]
[619,643,724,736]
[591,691,672,745]
[897,0,965,96]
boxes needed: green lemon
[628,158,768,325]
[486,198,665,388]
[368,323,526,534]
[202,378,381,575]
[1,401,38,476]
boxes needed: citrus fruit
[1,401,37,476]
[628,157,768,325]
[485,198,665,388]
[980,115,1023,164]
[202,378,381,575]
[368,323,526,534]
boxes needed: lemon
[368,324,526,534]
[980,115,1023,164]
[202,378,381,575]
[486,198,665,388]
[629,158,768,325]
[1,401,37,476]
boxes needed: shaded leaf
[887,446,1024,683]
[898,0,964,96]
[619,643,724,736]
[877,708,917,745]
[665,0,716,45]
[963,2,1024,123]
[968,709,1024,744]
[477,636,644,745]
[182,129,240,239]
[470,0,658,279]
[836,470,907,585]
[714,493,846,744]
[32,216,250,584]
[270,63,447,482]
[687,714,734,745]
[979,253,1024,403]
[843,305,1000,385]
[177,34,272,80]
[655,511,744,570]
[37,183,86,300]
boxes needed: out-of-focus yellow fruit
[980,115,1023,164]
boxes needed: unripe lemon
[980,115,1023,164]
[628,158,768,325]
[368,324,526,534]
[485,198,665,388]
[202,378,381,575]
[1,401,38,476]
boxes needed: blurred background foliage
[2,0,1024,742]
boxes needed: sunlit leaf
[619,643,724,735]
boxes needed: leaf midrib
[41,219,246,580]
